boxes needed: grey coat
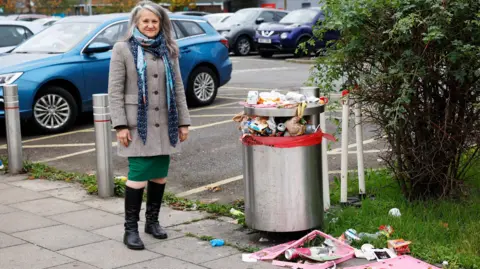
[108,41,191,157]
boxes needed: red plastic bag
[241,130,336,148]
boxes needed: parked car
[204,12,233,27]
[174,11,210,16]
[5,14,48,21]
[0,13,232,133]
[0,21,44,53]
[33,17,62,28]
[214,8,288,56]
[254,7,340,58]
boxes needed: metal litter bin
[242,104,325,232]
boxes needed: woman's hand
[179,126,189,142]
[117,128,132,147]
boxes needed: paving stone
[58,240,161,269]
[0,174,28,182]
[118,256,206,269]
[47,261,99,269]
[202,254,283,269]
[13,224,107,251]
[0,186,49,205]
[0,211,60,233]
[0,182,12,190]
[43,186,93,202]
[0,232,25,249]
[149,236,240,264]
[92,222,184,246]
[49,208,124,231]
[119,207,210,227]
[10,197,88,216]
[9,179,71,191]
[0,204,15,214]
[0,243,73,269]
[80,197,142,215]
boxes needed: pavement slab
[49,208,124,231]
[91,222,184,246]
[9,197,88,216]
[47,261,100,269]
[0,232,25,249]
[0,204,16,214]
[9,179,72,191]
[80,197,145,215]
[58,240,162,269]
[122,206,211,227]
[148,236,240,264]
[0,174,28,182]
[0,243,73,269]
[0,211,60,233]
[42,186,93,202]
[0,186,49,205]
[0,182,12,190]
[117,256,207,269]
[12,224,108,251]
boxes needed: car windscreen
[279,9,319,24]
[227,10,260,24]
[0,25,31,48]
[12,22,99,53]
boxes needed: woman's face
[137,9,161,38]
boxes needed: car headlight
[0,72,23,85]
[280,32,289,39]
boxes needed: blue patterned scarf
[128,27,179,147]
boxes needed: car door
[81,21,128,110]
[172,19,207,87]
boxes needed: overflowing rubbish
[0,160,4,170]
[387,239,412,255]
[247,230,355,269]
[243,90,328,107]
[229,208,244,217]
[210,239,224,247]
[344,255,441,269]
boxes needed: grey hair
[124,0,179,58]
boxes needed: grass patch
[325,169,480,269]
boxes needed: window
[0,25,33,48]
[302,3,312,8]
[91,22,128,47]
[275,11,288,21]
[259,11,275,22]
[178,20,205,37]
[172,21,185,39]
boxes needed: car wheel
[259,51,274,58]
[32,86,78,134]
[187,66,218,106]
[234,36,252,56]
[294,37,312,58]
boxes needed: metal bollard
[93,94,114,198]
[3,85,23,174]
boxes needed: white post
[320,110,330,210]
[3,85,23,174]
[355,102,366,198]
[340,93,349,204]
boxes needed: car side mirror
[84,42,111,54]
[255,18,265,24]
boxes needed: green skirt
[127,155,170,182]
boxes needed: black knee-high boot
[145,181,168,239]
[123,186,145,250]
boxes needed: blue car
[254,7,339,58]
[0,13,232,133]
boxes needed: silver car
[214,8,288,56]
[0,21,44,53]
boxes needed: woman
[108,0,191,250]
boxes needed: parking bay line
[35,119,236,163]
[176,167,384,198]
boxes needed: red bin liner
[241,130,336,148]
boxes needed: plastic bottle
[210,239,225,247]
